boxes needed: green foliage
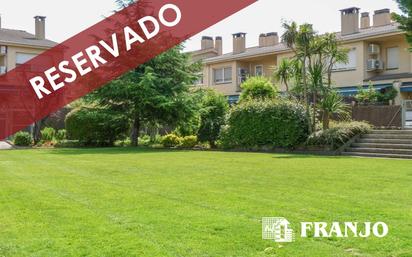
[221,100,309,149]
[307,121,371,149]
[377,87,398,102]
[274,58,293,92]
[240,77,279,102]
[392,1,412,50]
[41,127,55,141]
[87,45,199,146]
[180,136,198,148]
[355,84,378,104]
[65,107,129,146]
[138,135,151,147]
[54,140,83,148]
[197,89,228,148]
[13,132,33,146]
[55,129,67,141]
[356,83,398,104]
[161,134,182,148]
[319,90,350,129]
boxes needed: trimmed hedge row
[307,121,372,149]
[221,100,309,148]
[65,107,129,146]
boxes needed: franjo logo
[262,218,388,243]
[262,217,295,243]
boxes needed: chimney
[214,36,223,56]
[373,9,391,27]
[259,34,266,47]
[34,16,46,40]
[233,32,246,54]
[259,33,279,47]
[265,32,279,46]
[340,7,360,36]
[361,12,370,29]
[201,36,214,50]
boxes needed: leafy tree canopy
[393,0,412,50]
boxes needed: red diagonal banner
[0,0,257,139]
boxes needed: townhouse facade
[0,16,57,136]
[0,16,56,74]
[190,7,412,105]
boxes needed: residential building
[0,15,57,137]
[0,16,56,75]
[190,7,412,105]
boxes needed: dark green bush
[65,107,129,146]
[307,121,371,149]
[221,100,309,149]
[161,134,182,147]
[13,132,33,146]
[41,127,55,141]
[197,89,228,148]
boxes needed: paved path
[0,141,13,150]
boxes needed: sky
[0,0,401,53]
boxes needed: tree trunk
[322,111,330,130]
[32,117,48,145]
[302,59,312,134]
[327,72,332,89]
[130,116,140,147]
[312,91,317,132]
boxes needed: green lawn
[0,148,411,257]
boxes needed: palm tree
[318,90,350,129]
[281,22,316,133]
[322,33,349,88]
[274,58,293,92]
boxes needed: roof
[0,28,57,49]
[336,22,402,41]
[204,43,288,64]
[203,23,403,64]
[188,47,218,56]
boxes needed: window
[255,65,263,76]
[213,67,232,84]
[333,48,357,71]
[16,53,36,66]
[387,47,399,70]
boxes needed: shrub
[197,90,228,148]
[41,127,55,141]
[55,129,67,141]
[54,140,83,148]
[13,132,33,146]
[240,76,279,102]
[355,83,378,104]
[307,121,371,149]
[221,100,309,149]
[180,136,198,148]
[161,134,182,148]
[65,107,129,146]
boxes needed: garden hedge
[65,107,129,146]
[221,100,309,149]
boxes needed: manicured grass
[0,148,411,257]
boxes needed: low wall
[351,105,402,128]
